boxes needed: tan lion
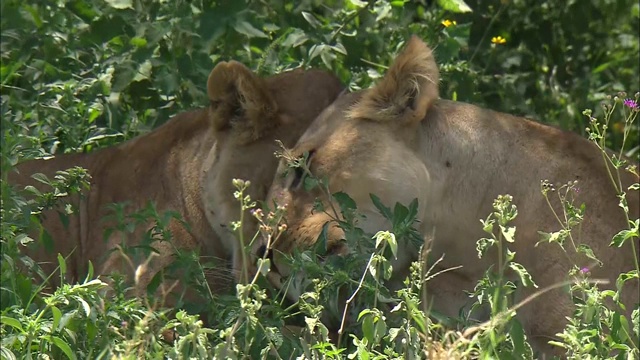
[9,61,344,304]
[259,36,639,357]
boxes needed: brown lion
[9,60,344,304]
[258,36,639,357]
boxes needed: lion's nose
[255,244,276,266]
[257,244,269,259]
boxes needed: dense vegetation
[1,0,638,358]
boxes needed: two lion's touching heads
[9,36,638,358]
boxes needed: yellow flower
[612,122,625,134]
[491,36,506,44]
[441,19,457,28]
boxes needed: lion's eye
[289,150,315,189]
[290,166,305,189]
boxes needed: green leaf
[392,202,409,228]
[233,21,268,38]
[24,5,43,28]
[57,253,67,277]
[362,314,375,342]
[257,258,271,276]
[330,43,347,56]
[51,336,77,360]
[510,320,526,355]
[616,270,639,292]
[0,316,24,332]
[476,237,495,258]
[436,0,473,13]
[303,175,318,191]
[387,233,398,259]
[85,261,94,283]
[373,231,398,259]
[282,29,309,48]
[370,194,393,220]
[51,306,62,331]
[111,63,136,92]
[332,192,357,214]
[39,227,55,253]
[373,231,388,249]
[349,0,369,7]
[308,44,325,61]
[31,172,51,185]
[58,211,70,230]
[611,228,638,247]
[129,37,148,48]
[320,48,336,68]
[104,0,132,10]
[133,60,152,82]
[87,321,97,342]
[406,199,419,224]
[577,244,603,266]
[508,262,537,288]
[314,222,330,255]
[68,0,100,21]
[390,0,408,6]
[382,260,393,280]
[612,312,631,343]
[75,296,91,317]
[16,275,33,306]
[481,217,494,234]
[24,185,41,197]
[500,225,516,243]
[0,347,16,360]
[301,11,322,29]
[15,233,33,246]
[367,257,377,278]
[591,62,612,74]
[357,309,372,321]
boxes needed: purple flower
[580,267,589,274]
[623,98,638,110]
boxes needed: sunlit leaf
[436,0,472,13]
[51,336,77,360]
[233,21,268,38]
[104,0,132,10]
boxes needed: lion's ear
[348,35,440,125]
[207,61,278,142]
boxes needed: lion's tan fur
[9,62,343,305]
[263,37,639,358]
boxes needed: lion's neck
[415,99,632,275]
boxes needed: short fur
[9,61,344,305]
[261,37,639,358]
[347,35,440,125]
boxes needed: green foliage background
[2,0,638,163]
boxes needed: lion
[9,60,344,306]
[257,36,639,357]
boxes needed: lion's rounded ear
[207,61,278,142]
[347,35,440,125]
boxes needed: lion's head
[201,61,344,283]
[256,36,440,296]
